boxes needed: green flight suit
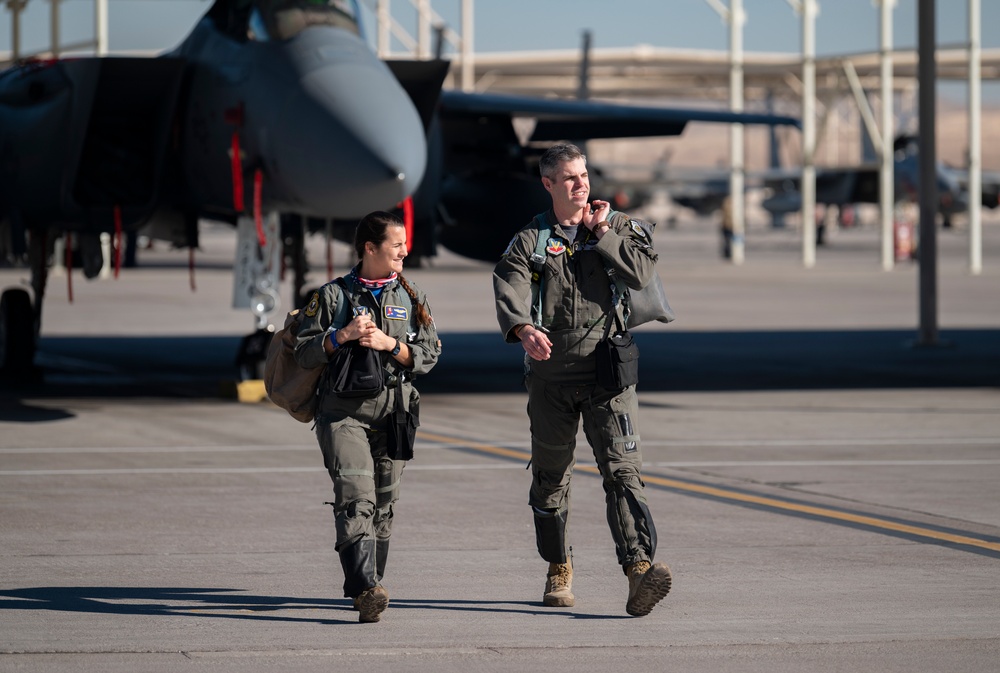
[294,271,440,597]
[493,210,660,570]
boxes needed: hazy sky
[2,0,997,100]
[3,0,997,54]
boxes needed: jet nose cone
[271,28,427,217]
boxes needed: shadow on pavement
[0,329,997,409]
[0,586,580,621]
[0,586,349,625]
[422,328,1000,393]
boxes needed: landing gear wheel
[0,288,37,375]
[235,329,272,381]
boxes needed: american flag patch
[384,305,408,320]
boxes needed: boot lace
[628,561,651,579]
[549,563,571,590]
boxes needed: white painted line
[2,459,999,477]
[647,459,1000,467]
[0,445,316,454]
[3,437,996,454]
[0,467,324,476]
[641,438,1000,448]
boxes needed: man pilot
[492,143,672,617]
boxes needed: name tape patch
[385,305,408,320]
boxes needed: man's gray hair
[539,143,587,179]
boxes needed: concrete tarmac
[1,216,999,672]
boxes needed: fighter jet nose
[268,27,427,217]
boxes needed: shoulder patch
[304,292,320,317]
[502,234,518,257]
[629,219,647,239]
[545,238,567,256]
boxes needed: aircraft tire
[0,288,36,374]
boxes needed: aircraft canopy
[252,0,359,40]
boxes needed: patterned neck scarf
[351,266,397,291]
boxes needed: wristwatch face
[391,340,401,356]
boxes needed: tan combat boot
[543,561,575,607]
[625,561,672,617]
[354,585,390,623]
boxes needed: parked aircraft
[418,91,797,262]
[0,0,799,376]
[760,135,1000,221]
[0,0,443,374]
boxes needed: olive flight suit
[294,272,440,598]
[493,210,660,571]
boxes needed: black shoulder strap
[331,278,352,329]
[530,212,551,327]
[603,210,640,321]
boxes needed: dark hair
[354,210,402,260]
[353,210,432,328]
[539,143,587,179]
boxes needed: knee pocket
[530,436,575,483]
[323,420,377,504]
[588,390,640,458]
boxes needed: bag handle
[600,303,626,342]
[393,375,406,412]
[601,209,636,325]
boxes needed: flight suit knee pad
[533,506,569,564]
[608,482,658,563]
[338,537,377,598]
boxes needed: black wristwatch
[391,339,401,356]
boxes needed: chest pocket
[531,215,610,328]
[379,289,416,345]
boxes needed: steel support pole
[10,0,24,60]
[917,0,938,345]
[95,0,108,56]
[728,0,746,265]
[50,0,61,58]
[801,0,817,268]
[376,0,390,58]
[461,0,473,91]
[879,0,895,271]
[417,0,431,59]
[968,0,982,274]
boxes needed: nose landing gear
[0,288,37,379]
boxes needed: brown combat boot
[625,561,672,617]
[543,561,575,607]
[354,585,390,623]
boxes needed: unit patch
[385,305,408,320]
[353,306,371,317]
[502,234,518,257]
[545,238,567,256]
[304,292,320,317]
[629,220,647,239]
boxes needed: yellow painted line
[637,472,1000,553]
[417,431,1000,554]
[417,431,532,463]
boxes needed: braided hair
[354,211,433,328]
